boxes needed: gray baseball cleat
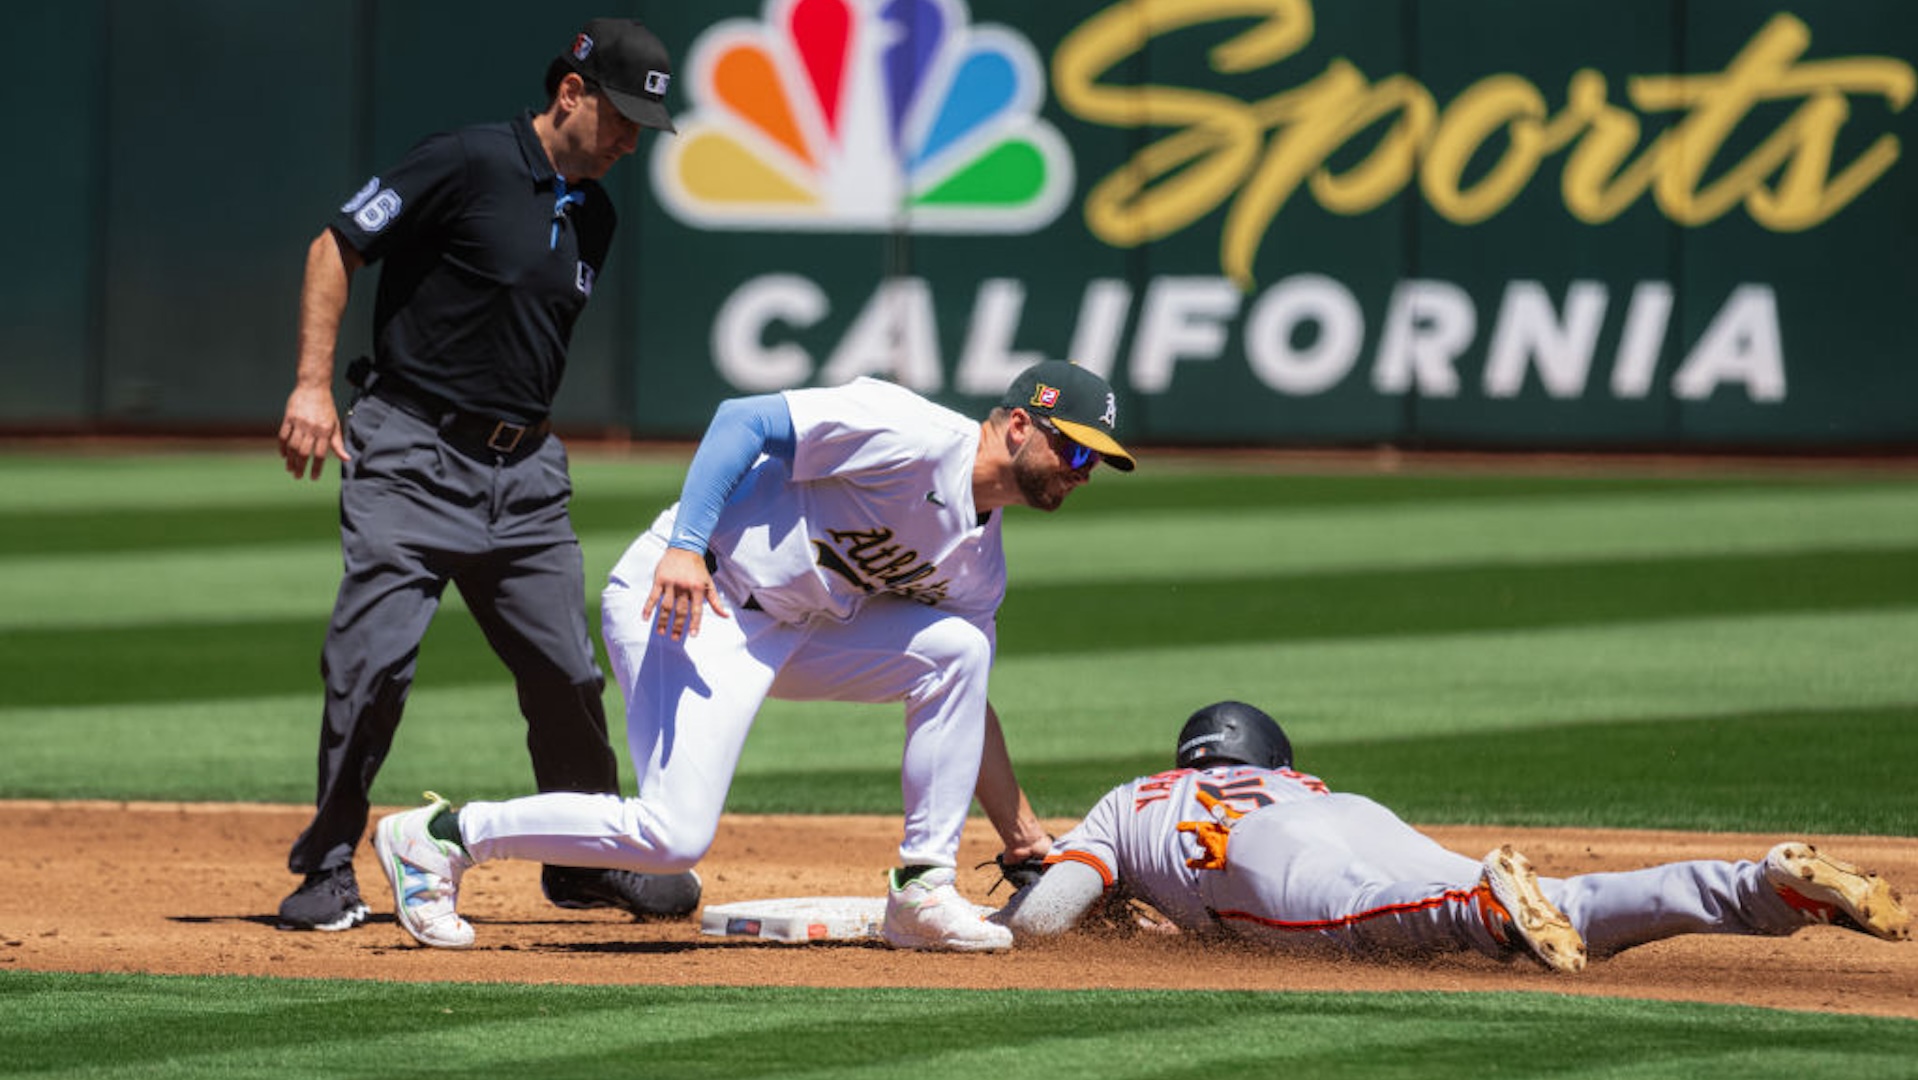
[542,865,703,919]
[1764,842,1913,941]
[1478,844,1587,974]
[277,864,370,932]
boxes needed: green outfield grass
[5,972,1917,1080]
[2,448,1915,1076]
[3,451,1912,828]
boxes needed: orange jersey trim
[1213,887,1480,932]
[1044,849,1116,888]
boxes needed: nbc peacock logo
[652,0,1074,234]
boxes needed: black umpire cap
[559,18,677,132]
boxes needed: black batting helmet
[1175,701,1293,770]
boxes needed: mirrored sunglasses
[1034,416,1100,471]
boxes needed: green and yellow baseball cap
[1001,360,1136,472]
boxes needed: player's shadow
[550,937,892,955]
[187,918,891,954]
[170,912,404,928]
[174,912,709,932]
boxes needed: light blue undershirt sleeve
[666,393,796,554]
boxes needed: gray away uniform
[1005,764,1818,960]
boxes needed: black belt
[365,371,551,464]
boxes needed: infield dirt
[3,802,1914,1019]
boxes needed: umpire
[274,18,696,931]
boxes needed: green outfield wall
[5,0,1913,449]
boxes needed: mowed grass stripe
[0,452,1798,516]
[0,502,336,555]
[6,545,1907,709]
[0,454,329,513]
[728,705,1918,834]
[974,466,1850,517]
[926,607,1918,762]
[0,451,693,513]
[996,546,1918,656]
[7,484,1917,631]
[0,488,671,556]
[1003,483,1918,584]
[1301,703,1918,833]
[2,467,1903,557]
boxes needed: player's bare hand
[1001,832,1054,865]
[644,547,730,641]
[279,385,350,480]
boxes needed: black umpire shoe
[277,864,372,931]
[541,865,702,919]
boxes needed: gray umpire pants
[287,392,617,875]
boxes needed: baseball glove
[979,852,1049,895]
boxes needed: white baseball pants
[460,524,995,872]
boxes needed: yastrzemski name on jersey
[1130,767,1329,816]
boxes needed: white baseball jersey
[616,376,1005,626]
[1039,764,1817,959]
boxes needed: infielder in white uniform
[1000,702,1912,972]
[371,360,1134,952]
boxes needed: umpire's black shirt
[330,110,615,424]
